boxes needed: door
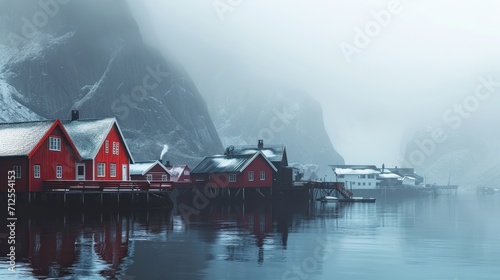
[122,164,128,181]
[76,164,85,180]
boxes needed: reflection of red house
[130,161,170,181]
[93,222,130,279]
[191,152,277,188]
[28,226,78,278]
[0,119,81,192]
[166,164,191,182]
[62,112,134,181]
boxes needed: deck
[43,180,173,193]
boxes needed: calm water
[1,192,499,280]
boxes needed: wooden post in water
[243,188,245,201]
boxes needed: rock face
[401,109,500,188]
[202,72,345,167]
[0,0,223,166]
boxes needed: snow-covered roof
[378,173,402,179]
[166,165,186,177]
[232,145,285,163]
[130,161,170,176]
[331,165,380,175]
[0,120,55,156]
[192,151,277,174]
[62,118,134,162]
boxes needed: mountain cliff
[0,0,223,166]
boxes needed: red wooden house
[130,161,171,181]
[0,119,82,193]
[165,164,191,182]
[191,151,277,188]
[62,114,134,181]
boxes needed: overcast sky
[128,0,500,166]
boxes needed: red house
[62,114,134,181]
[0,119,82,193]
[130,161,171,181]
[166,164,191,182]
[191,151,277,188]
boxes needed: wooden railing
[43,180,173,192]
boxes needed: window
[13,165,21,179]
[368,182,371,186]
[34,165,40,178]
[162,175,168,181]
[248,171,254,182]
[260,171,265,180]
[49,137,61,151]
[97,163,105,177]
[56,165,62,179]
[146,174,153,181]
[358,182,361,186]
[183,170,190,176]
[367,174,375,179]
[363,182,366,186]
[229,174,236,182]
[105,140,109,153]
[110,163,116,177]
[359,175,366,179]
[112,142,116,155]
[338,174,345,178]
[116,142,119,155]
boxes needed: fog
[128,0,500,166]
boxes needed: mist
[126,0,500,167]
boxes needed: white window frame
[49,137,61,151]
[162,174,168,181]
[13,165,21,179]
[260,171,265,180]
[105,140,109,153]
[110,163,116,178]
[97,163,105,177]
[116,142,119,155]
[146,174,153,181]
[183,170,190,176]
[248,171,254,182]
[229,174,236,182]
[34,165,40,179]
[56,165,62,179]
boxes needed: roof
[166,165,188,178]
[0,119,81,160]
[231,145,285,163]
[331,165,380,175]
[130,161,170,176]
[62,118,134,162]
[0,120,54,157]
[191,151,277,174]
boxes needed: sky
[128,0,500,166]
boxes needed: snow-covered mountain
[401,98,500,189]
[201,65,344,167]
[0,0,223,166]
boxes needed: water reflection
[1,194,499,279]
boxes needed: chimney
[71,109,79,121]
[258,139,264,149]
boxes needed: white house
[331,165,380,190]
